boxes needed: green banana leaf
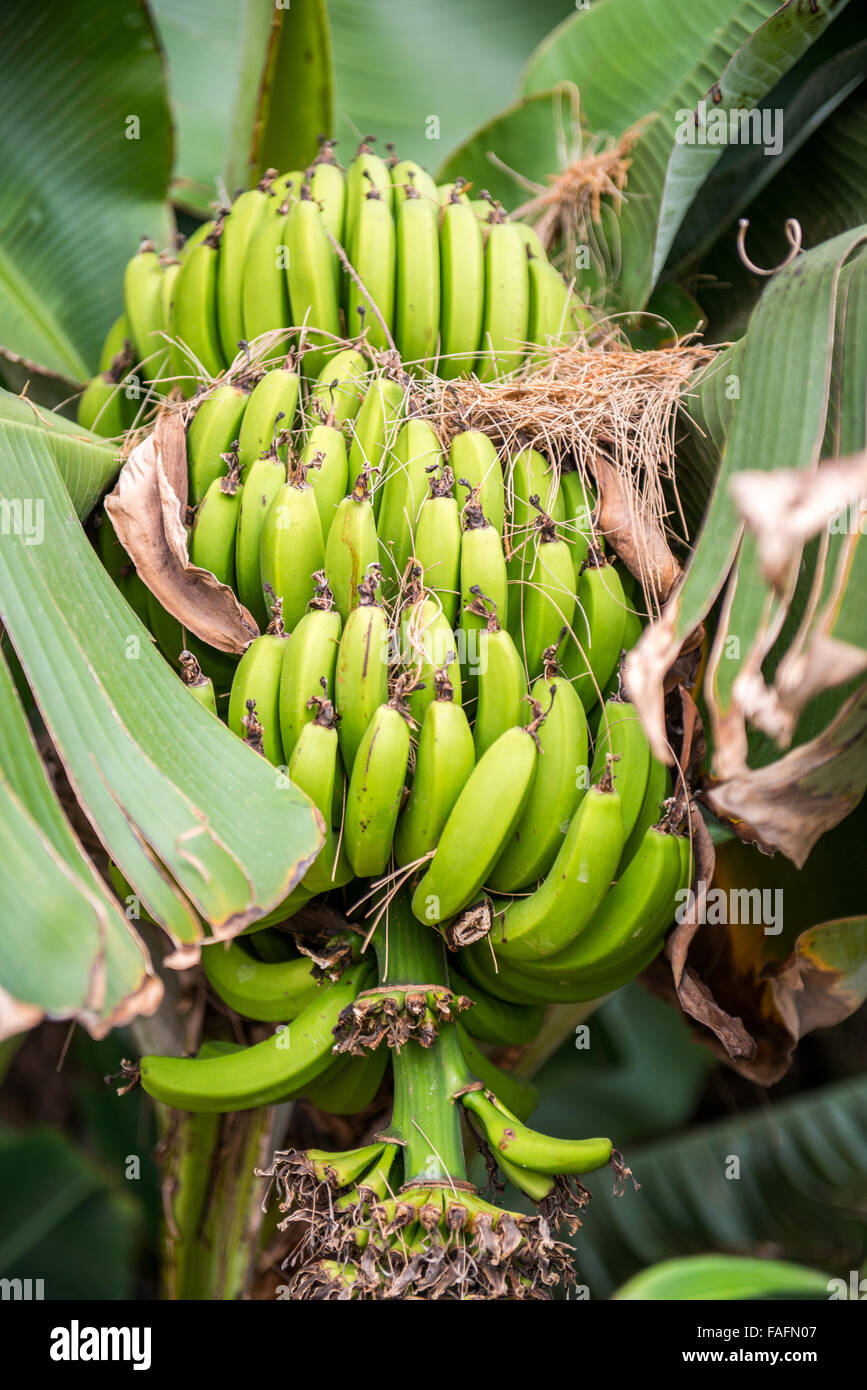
[612,1254,831,1300]
[0,1125,139,1299]
[0,0,173,383]
[0,389,120,519]
[436,88,576,213]
[574,1073,867,1298]
[327,0,575,170]
[252,0,333,185]
[0,398,324,959]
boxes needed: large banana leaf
[0,397,324,961]
[612,1254,831,1300]
[0,0,173,382]
[575,1074,867,1298]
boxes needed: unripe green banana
[202,937,320,1021]
[466,592,525,760]
[123,239,167,382]
[98,314,133,374]
[621,751,671,866]
[237,361,300,475]
[589,696,652,842]
[437,178,470,207]
[526,254,591,367]
[217,171,276,363]
[349,375,406,518]
[562,549,627,712]
[378,418,442,588]
[241,187,293,345]
[411,705,547,925]
[506,446,563,595]
[449,431,505,536]
[412,466,461,625]
[187,382,250,504]
[77,373,131,438]
[395,184,440,371]
[260,461,326,631]
[489,652,589,892]
[304,1045,389,1115]
[234,447,286,630]
[308,139,346,296]
[139,962,370,1112]
[391,159,439,207]
[228,609,288,767]
[310,346,368,424]
[171,221,226,380]
[393,669,474,867]
[447,969,544,1046]
[288,696,353,893]
[159,258,185,390]
[513,502,576,677]
[489,771,624,961]
[517,822,683,982]
[462,1090,611,1175]
[439,193,485,380]
[461,923,663,1005]
[477,214,529,381]
[344,138,393,250]
[334,567,390,773]
[286,187,341,377]
[560,470,598,580]
[347,183,395,352]
[344,685,412,876]
[279,582,342,763]
[189,450,243,588]
[400,582,462,727]
[178,649,218,716]
[512,220,547,261]
[301,417,350,537]
[458,495,509,697]
[323,472,379,619]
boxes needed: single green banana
[461,927,664,1005]
[391,159,439,207]
[347,183,395,352]
[234,447,286,630]
[489,653,589,893]
[559,470,598,581]
[378,417,442,588]
[516,823,683,981]
[241,188,293,345]
[160,258,185,390]
[288,696,353,893]
[279,583,342,763]
[304,1046,389,1115]
[466,592,525,760]
[139,962,370,1112]
[458,496,509,697]
[590,696,652,842]
[301,417,350,537]
[202,937,320,1021]
[308,139,346,296]
[562,549,627,712]
[446,969,544,1046]
[237,361,300,475]
[621,752,671,866]
[178,649,218,716]
[506,446,563,598]
[526,254,591,367]
[334,566,390,773]
[227,611,288,766]
[477,214,529,381]
[171,221,226,380]
[438,193,485,380]
[286,187,341,377]
[97,314,132,374]
[344,686,412,876]
[123,239,166,382]
[217,172,276,363]
[513,502,576,678]
[489,772,624,961]
[77,372,132,438]
[344,138,393,251]
[450,431,505,537]
[413,465,461,625]
[323,473,379,621]
[348,375,406,518]
[260,462,326,631]
[436,178,470,207]
[462,1090,611,1175]
[400,581,462,728]
[189,450,243,588]
[310,346,368,424]
[411,707,546,925]
[393,668,474,867]
[187,381,250,504]
[394,184,439,371]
